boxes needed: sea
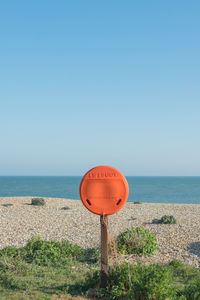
[0,176,200,204]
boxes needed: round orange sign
[79,166,129,215]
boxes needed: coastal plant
[180,279,200,299]
[0,236,99,268]
[74,262,177,299]
[82,248,100,264]
[152,215,177,224]
[0,271,29,290]
[31,198,46,206]
[0,246,19,258]
[21,235,85,266]
[0,238,199,300]
[116,227,158,255]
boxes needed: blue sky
[0,1,200,176]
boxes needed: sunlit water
[0,176,200,204]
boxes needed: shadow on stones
[151,218,161,224]
[1,203,13,207]
[188,242,200,258]
[129,217,137,221]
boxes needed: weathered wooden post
[100,214,108,288]
[79,166,129,289]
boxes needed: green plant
[78,262,177,299]
[31,198,46,206]
[0,236,99,299]
[116,227,158,255]
[181,279,200,299]
[0,246,19,258]
[168,259,200,294]
[132,263,177,300]
[168,259,184,268]
[161,215,177,224]
[152,215,177,224]
[21,235,84,266]
[0,271,29,290]
[82,248,100,264]
[0,239,199,300]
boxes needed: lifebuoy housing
[79,166,129,215]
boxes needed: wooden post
[100,215,108,288]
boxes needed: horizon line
[0,175,200,177]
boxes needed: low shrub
[181,279,200,299]
[152,215,177,224]
[79,262,177,299]
[21,235,84,266]
[0,271,29,290]
[0,246,19,258]
[31,198,46,206]
[0,236,99,268]
[82,248,100,264]
[116,227,158,255]
[168,259,185,268]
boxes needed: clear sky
[0,1,200,176]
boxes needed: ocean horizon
[0,176,200,204]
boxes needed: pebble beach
[0,197,199,267]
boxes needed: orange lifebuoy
[79,166,129,215]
